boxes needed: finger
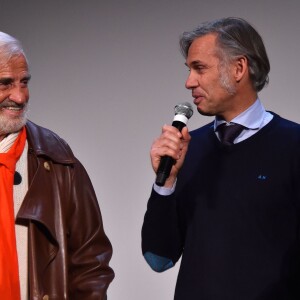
[181,126,191,141]
[162,124,183,138]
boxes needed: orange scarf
[0,127,26,300]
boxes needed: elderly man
[0,32,114,299]
[142,17,300,299]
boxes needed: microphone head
[174,102,193,119]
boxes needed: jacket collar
[25,120,75,164]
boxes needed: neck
[221,88,258,122]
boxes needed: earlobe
[234,56,248,82]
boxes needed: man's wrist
[153,178,177,196]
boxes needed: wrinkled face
[185,34,237,119]
[0,54,30,140]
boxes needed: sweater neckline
[213,112,280,149]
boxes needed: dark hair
[179,17,270,92]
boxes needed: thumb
[181,126,191,141]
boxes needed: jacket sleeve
[68,159,114,299]
[141,187,184,272]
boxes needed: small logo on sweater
[257,175,267,180]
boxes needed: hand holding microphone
[152,102,193,187]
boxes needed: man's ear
[233,56,248,82]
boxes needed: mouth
[0,99,26,110]
[0,103,27,118]
[192,95,205,105]
[1,106,24,111]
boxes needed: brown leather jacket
[16,121,114,300]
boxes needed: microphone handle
[155,120,186,186]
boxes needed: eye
[195,64,205,71]
[195,65,209,75]
[20,80,29,87]
[20,76,31,88]
[0,80,12,90]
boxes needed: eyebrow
[22,74,32,81]
[185,60,208,68]
[0,74,32,84]
[0,77,14,84]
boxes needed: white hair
[0,31,27,64]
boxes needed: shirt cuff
[153,179,177,196]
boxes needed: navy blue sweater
[142,113,300,299]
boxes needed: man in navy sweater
[142,17,300,299]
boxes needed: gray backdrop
[1,0,299,299]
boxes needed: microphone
[155,102,193,186]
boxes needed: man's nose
[8,86,28,103]
[185,71,198,90]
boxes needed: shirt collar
[214,99,267,131]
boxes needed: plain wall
[1,0,300,299]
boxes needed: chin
[197,107,215,117]
[0,116,27,136]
